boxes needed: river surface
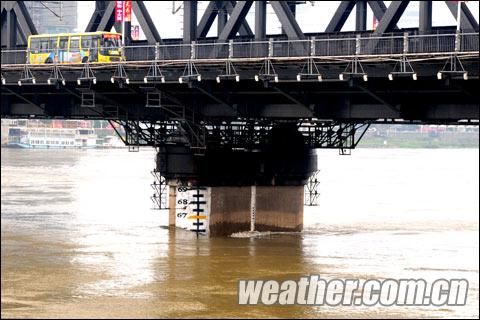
[1,148,478,318]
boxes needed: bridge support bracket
[388,33,417,81]
[18,64,36,86]
[111,63,130,86]
[297,57,323,82]
[144,60,165,83]
[216,60,240,83]
[255,58,279,83]
[179,60,202,84]
[77,62,96,85]
[339,56,368,82]
[437,54,468,81]
[47,63,66,86]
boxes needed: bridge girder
[1,1,479,48]
[2,56,479,123]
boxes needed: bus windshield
[102,34,121,49]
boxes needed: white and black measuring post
[190,186,208,233]
[175,185,210,234]
[250,185,256,232]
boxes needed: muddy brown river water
[1,148,478,318]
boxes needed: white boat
[99,135,125,148]
[7,126,98,149]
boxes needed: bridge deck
[1,32,479,126]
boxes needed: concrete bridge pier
[208,185,304,236]
[160,126,317,236]
[168,185,304,236]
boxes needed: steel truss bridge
[1,1,479,153]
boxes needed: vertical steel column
[6,10,17,49]
[356,0,367,31]
[218,5,227,36]
[124,22,132,46]
[255,1,267,40]
[419,1,432,34]
[282,1,296,34]
[355,34,361,73]
[229,39,234,58]
[183,0,197,43]
[310,36,315,56]
[155,42,160,60]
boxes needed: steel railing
[1,32,478,66]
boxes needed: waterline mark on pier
[238,276,468,306]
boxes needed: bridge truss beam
[110,119,371,152]
[0,1,37,48]
[1,1,480,48]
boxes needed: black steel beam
[133,1,162,44]
[183,1,197,43]
[368,1,386,20]
[325,1,356,33]
[255,1,266,40]
[197,1,249,39]
[367,1,398,30]
[356,1,367,31]
[6,10,16,48]
[281,1,296,35]
[225,1,253,37]
[2,1,37,47]
[372,1,409,35]
[419,1,432,35]
[2,87,44,113]
[191,83,232,110]
[218,1,253,42]
[271,86,312,116]
[124,20,132,45]
[0,10,5,47]
[96,1,116,32]
[218,5,227,36]
[13,1,36,35]
[288,1,296,15]
[270,1,305,40]
[445,1,479,32]
[197,1,217,38]
[85,1,108,32]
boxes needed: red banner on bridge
[115,1,123,22]
[124,0,132,22]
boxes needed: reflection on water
[1,148,479,318]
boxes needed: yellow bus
[28,32,124,64]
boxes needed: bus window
[59,37,68,50]
[88,36,100,62]
[40,39,49,52]
[92,36,100,48]
[48,37,57,50]
[81,36,92,50]
[70,38,80,51]
[30,38,40,52]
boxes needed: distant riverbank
[359,131,479,148]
